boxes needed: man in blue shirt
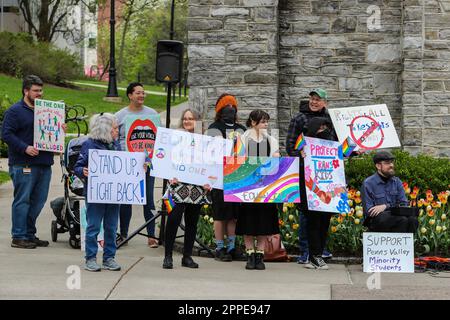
[1,75,65,249]
[361,151,418,233]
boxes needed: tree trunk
[117,7,133,82]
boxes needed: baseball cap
[309,88,328,100]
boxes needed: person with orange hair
[206,93,246,262]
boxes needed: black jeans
[164,203,201,257]
[305,211,332,257]
[368,211,418,233]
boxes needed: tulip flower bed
[197,189,450,257]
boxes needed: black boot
[245,252,256,270]
[255,252,266,270]
[182,255,199,268]
[163,255,173,269]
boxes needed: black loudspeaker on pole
[155,40,184,84]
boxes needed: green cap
[309,88,328,100]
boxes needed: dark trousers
[368,211,418,233]
[164,203,201,257]
[305,211,332,257]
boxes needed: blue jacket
[74,138,121,196]
[361,172,408,217]
[1,99,54,166]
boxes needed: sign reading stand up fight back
[328,104,401,151]
[33,99,65,152]
[303,137,350,214]
[87,149,146,205]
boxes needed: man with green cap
[285,88,337,268]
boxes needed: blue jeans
[9,165,51,240]
[85,201,120,261]
[119,172,155,237]
[298,210,309,253]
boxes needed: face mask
[220,106,236,124]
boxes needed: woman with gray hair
[74,113,122,272]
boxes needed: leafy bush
[0,94,12,157]
[0,31,82,85]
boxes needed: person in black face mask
[205,94,246,262]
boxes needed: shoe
[228,248,247,261]
[85,259,101,272]
[254,252,266,270]
[11,239,36,249]
[102,258,121,271]
[215,248,232,262]
[245,252,256,270]
[181,256,199,268]
[116,234,128,247]
[297,252,309,264]
[305,255,329,270]
[148,238,159,248]
[30,237,49,247]
[322,249,333,259]
[163,255,173,269]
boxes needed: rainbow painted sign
[223,157,300,203]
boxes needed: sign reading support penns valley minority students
[87,149,146,205]
[328,104,401,151]
[150,127,233,189]
[33,99,65,152]
[363,232,414,273]
[303,136,350,214]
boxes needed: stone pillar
[187,0,279,128]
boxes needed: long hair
[89,113,117,143]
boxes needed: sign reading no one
[363,232,414,273]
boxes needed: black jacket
[285,101,337,157]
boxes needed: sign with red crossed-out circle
[350,115,385,150]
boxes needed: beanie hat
[215,94,238,113]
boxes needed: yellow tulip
[443,226,447,231]
[441,214,447,221]
[285,233,291,239]
[429,219,435,226]
[347,200,353,207]
[436,226,442,233]
[419,209,424,217]
[209,217,214,224]
[426,205,432,212]
[204,215,209,221]
[340,212,347,217]
[354,219,360,225]
[283,206,288,213]
[421,227,427,234]
[293,224,299,230]
[331,226,337,233]
[356,210,363,218]
[203,205,209,209]
[356,191,361,197]
[288,214,294,221]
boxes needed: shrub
[0,31,82,85]
[0,94,12,157]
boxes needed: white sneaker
[304,255,329,270]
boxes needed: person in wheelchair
[361,151,418,233]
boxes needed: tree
[18,0,97,43]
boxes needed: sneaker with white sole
[297,252,309,264]
[85,258,101,272]
[102,258,121,271]
[304,255,329,270]
[321,249,333,259]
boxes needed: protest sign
[303,137,349,214]
[328,104,401,151]
[80,204,104,252]
[150,127,232,189]
[363,232,414,273]
[223,157,300,203]
[125,115,161,156]
[33,99,65,152]
[87,150,146,205]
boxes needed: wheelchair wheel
[69,237,81,249]
[51,220,58,242]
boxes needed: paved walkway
[1,102,450,300]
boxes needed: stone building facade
[187,0,450,157]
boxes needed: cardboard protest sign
[303,137,349,214]
[125,115,161,156]
[87,150,146,205]
[33,99,65,152]
[328,104,401,151]
[363,232,414,273]
[223,157,300,203]
[80,203,104,252]
[150,127,232,189]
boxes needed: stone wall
[187,0,450,156]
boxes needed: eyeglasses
[183,118,195,121]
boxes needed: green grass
[0,171,10,184]
[0,73,188,134]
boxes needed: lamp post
[105,0,120,101]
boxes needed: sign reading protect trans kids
[328,104,401,151]
[363,232,414,273]
[33,99,65,152]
